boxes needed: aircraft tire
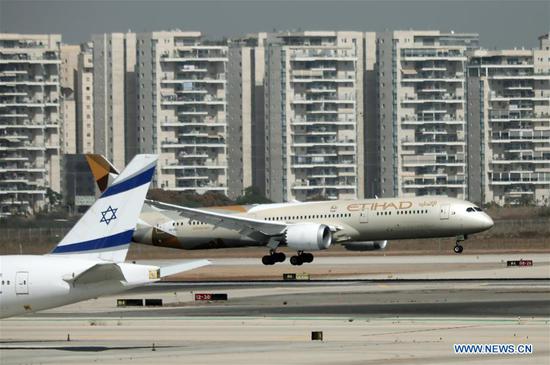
[275,252,286,262]
[453,245,463,254]
[262,255,275,265]
[302,253,314,263]
[290,255,303,266]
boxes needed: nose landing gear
[453,235,467,254]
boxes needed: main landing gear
[262,250,286,265]
[289,252,314,266]
[261,251,315,265]
[453,235,467,254]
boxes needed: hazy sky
[1,0,549,49]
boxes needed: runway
[25,279,550,318]
[1,254,549,364]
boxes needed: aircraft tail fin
[50,154,158,262]
[85,154,120,193]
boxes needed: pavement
[1,253,549,364]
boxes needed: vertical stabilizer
[85,154,120,193]
[50,154,157,262]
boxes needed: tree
[235,186,272,205]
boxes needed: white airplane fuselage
[0,255,158,319]
[141,196,494,249]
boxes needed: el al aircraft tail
[50,154,158,262]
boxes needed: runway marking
[4,316,549,324]
[359,324,483,337]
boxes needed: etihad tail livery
[0,155,209,319]
[86,155,494,267]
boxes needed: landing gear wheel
[453,244,464,254]
[302,253,314,263]
[275,252,286,263]
[262,255,275,265]
[290,255,303,266]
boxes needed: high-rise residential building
[76,42,94,154]
[92,32,136,170]
[264,31,370,202]
[377,31,479,199]
[467,35,550,206]
[136,31,229,194]
[0,34,62,216]
[59,44,79,154]
[227,33,267,198]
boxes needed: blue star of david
[100,205,118,225]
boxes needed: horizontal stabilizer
[159,259,211,278]
[63,263,126,285]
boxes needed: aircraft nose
[480,214,494,230]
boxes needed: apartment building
[467,35,550,206]
[377,31,479,199]
[76,42,94,154]
[136,31,228,194]
[227,33,267,198]
[0,34,62,216]
[59,44,79,154]
[92,32,136,169]
[264,31,371,202]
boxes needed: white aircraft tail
[50,154,158,262]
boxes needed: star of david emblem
[100,205,118,225]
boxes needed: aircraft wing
[159,259,211,278]
[146,199,287,241]
[63,263,126,285]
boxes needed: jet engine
[284,223,332,251]
[343,240,388,251]
[133,222,181,249]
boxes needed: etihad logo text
[347,201,413,212]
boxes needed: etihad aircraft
[86,155,494,266]
[0,155,209,319]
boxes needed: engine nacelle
[284,223,332,251]
[133,222,181,249]
[343,240,388,251]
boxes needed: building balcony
[401,96,464,104]
[160,52,228,62]
[170,186,227,192]
[401,77,464,83]
[161,77,226,84]
[291,184,356,190]
[291,77,355,84]
[291,163,356,169]
[292,97,355,104]
[175,175,210,180]
[400,118,464,125]
[290,49,356,61]
[161,95,225,106]
[292,141,355,147]
[490,172,550,184]
[161,142,225,149]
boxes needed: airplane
[0,154,209,319]
[86,155,494,267]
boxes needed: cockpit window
[474,207,482,212]
[466,207,475,212]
